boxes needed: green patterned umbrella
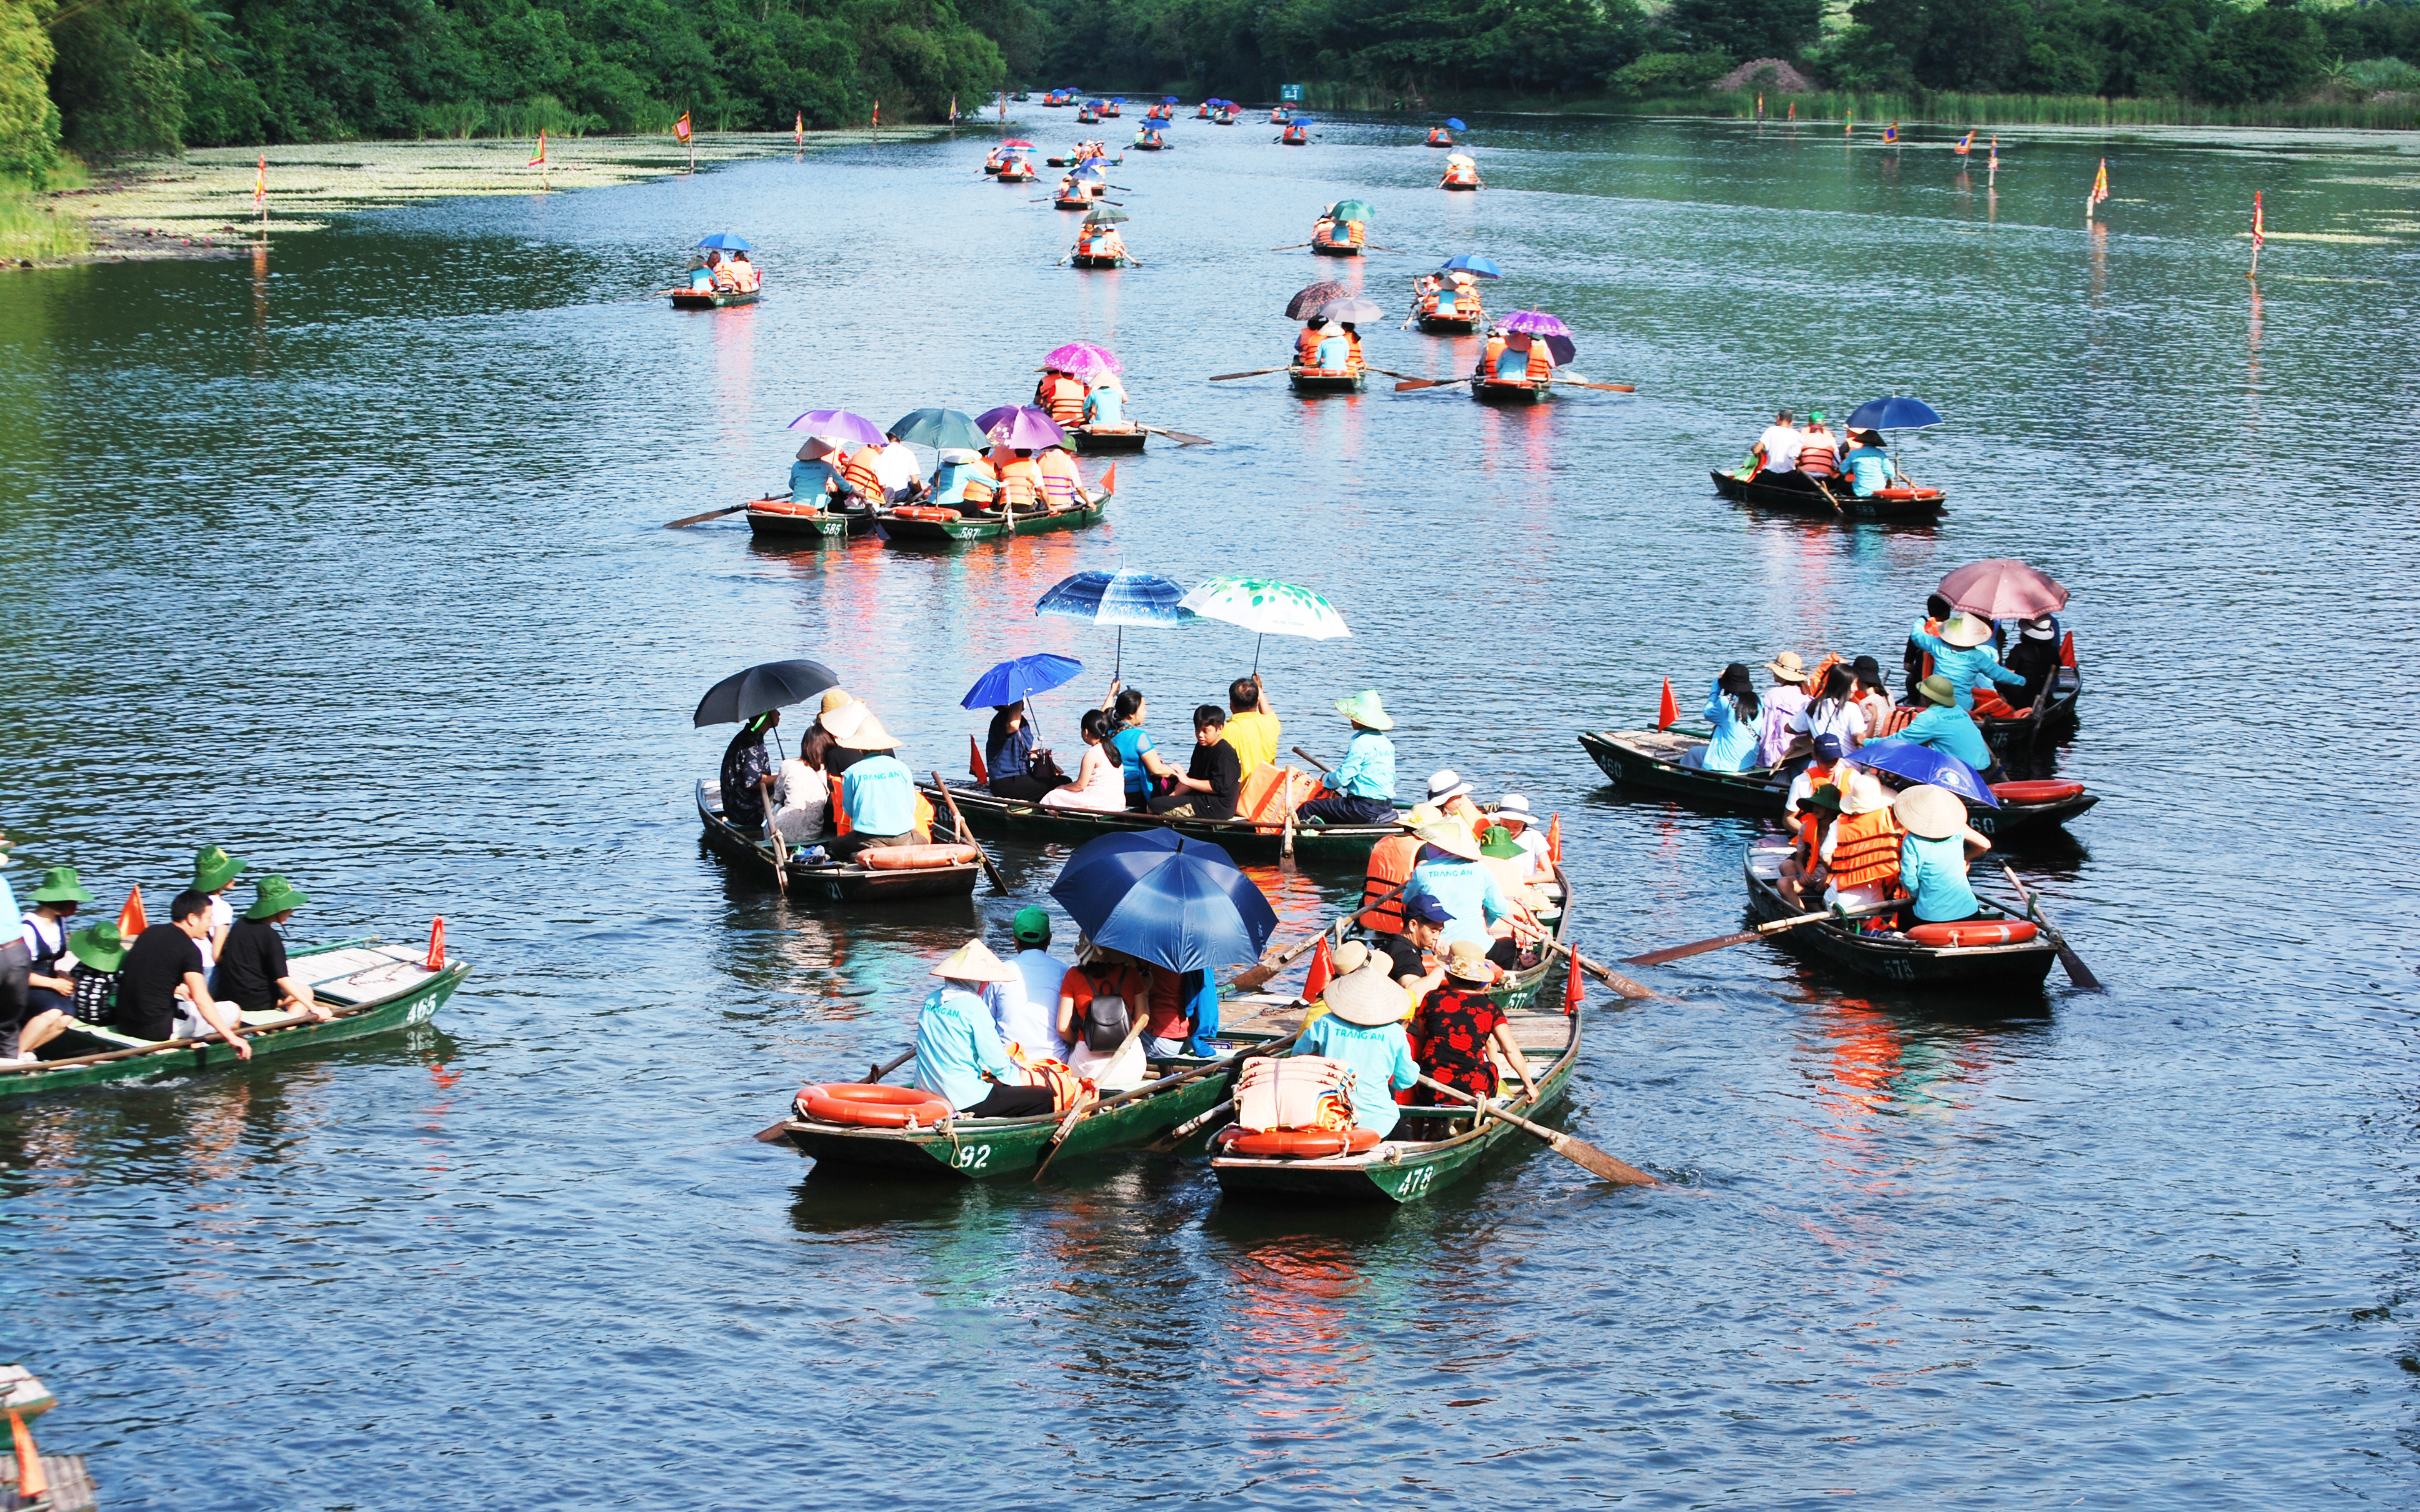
[1178,575,1351,670]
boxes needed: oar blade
[752,1118,794,1143]
[1552,1132,1659,1187]
[1624,929,1758,967]
[664,503,749,529]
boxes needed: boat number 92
[1397,1166,1436,1199]
[952,1144,992,1170]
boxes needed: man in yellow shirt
[1221,675,1281,776]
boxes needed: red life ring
[1989,780,2086,805]
[1218,1126,1382,1158]
[1870,486,1943,501]
[1906,920,2039,948]
[889,505,959,523]
[798,1083,955,1127]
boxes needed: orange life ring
[1989,779,2086,804]
[889,505,958,523]
[1905,920,2039,947]
[1218,1126,1382,1157]
[798,1083,955,1127]
[859,843,981,870]
[1870,486,1944,501]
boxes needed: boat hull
[1441,180,1481,191]
[1289,368,1365,394]
[783,1059,1235,1177]
[1309,241,1361,256]
[1071,253,1130,268]
[743,498,869,539]
[1415,313,1481,334]
[697,782,981,903]
[919,781,1399,862]
[1069,426,1147,453]
[1743,843,2056,990]
[1709,468,1946,520]
[1978,667,2082,750]
[1471,377,1550,404]
[671,290,758,310]
[877,498,1107,543]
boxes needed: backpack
[1236,1055,1354,1132]
[1078,963,1131,1053]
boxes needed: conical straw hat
[931,938,1020,983]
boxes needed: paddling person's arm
[1491,1022,1536,1100]
[182,970,252,1059]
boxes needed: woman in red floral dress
[1405,940,1537,1135]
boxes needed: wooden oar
[1209,367,1286,382]
[1811,475,1848,514]
[1414,1073,1657,1187]
[766,812,789,896]
[1270,241,1312,251]
[1364,367,1422,383]
[1289,746,1332,772]
[665,500,758,529]
[1392,376,1462,392]
[1553,371,1638,392]
[1149,1095,1234,1151]
[2000,864,2104,992]
[931,773,1011,893]
[754,1046,915,1141]
[1034,1030,1303,1181]
[1625,898,1904,967]
[1508,921,1657,1001]
[1227,877,1414,992]
[1141,425,1212,445]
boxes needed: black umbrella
[1285,280,1346,320]
[692,659,842,727]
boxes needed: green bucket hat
[1916,674,1958,707]
[1334,690,1394,731]
[68,922,128,972]
[192,845,247,892]
[1798,782,1844,814]
[28,866,96,905]
[1011,906,1052,945]
[1479,825,1522,860]
[243,875,309,920]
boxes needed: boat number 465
[951,1144,992,1171]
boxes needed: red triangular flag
[1562,952,1584,1017]
[1302,935,1334,1005]
[2059,631,2078,669]
[1545,813,1562,865]
[117,885,147,937]
[1099,462,1117,500]
[424,917,446,972]
[968,732,989,785]
[1657,678,1678,730]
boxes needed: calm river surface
[3,113,2418,1508]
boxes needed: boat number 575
[952,1144,992,1171]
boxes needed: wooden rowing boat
[1309,237,1362,256]
[876,495,1107,544]
[1743,840,2055,990]
[2,939,470,1100]
[779,1050,1248,1177]
[696,780,981,902]
[1054,195,1095,211]
[1709,468,1946,520]
[1070,251,1131,268]
[1576,729,2097,842]
[1069,425,1146,454]
[1414,310,1481,334]
[1977,665,2082,750]
[1440,179,1481,191]
[742,496,874,540]
[671,289,758,310]
[1289,366,1364,394]
[916,780,1401,862]
[1471,376,1551,404]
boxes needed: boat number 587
[952,1144,992,1171]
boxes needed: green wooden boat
[1289,367,1364,394]
[1471,376,1551,404]
[671,289,759,310]
[779,1053,1244,1178]
[916,780,1401,863]
[743,497,876,540]
[1070,425,1147,454]
[1,939,470,1100]
[876,494,1108,544]
[698,780,982,902]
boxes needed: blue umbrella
[1036,567,1196,677]
[1070,165,1106,181]
[1050,830,1278,978]
[961,653,1085,710]
[1848,738,1999,807]
[1846,396,1943,431]
[694,232,754,251]
[1291,116,1316,127]
[1445,117,1467,130]
[1438,252,1504,278]
[1162,96,1179,104]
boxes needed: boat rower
[1289,958,1418,1136]
[1081,377,1132,432]
[1906,612,2028,712]
[1751,409,1802,480]
[1896,675,2004,781]
[1892,785,1993,930]
[914,940,1057,1118]
[928,447,999,515]
[789,440,844,509]
[1297,690,1397,827]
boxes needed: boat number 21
[952,1144,992,1171]
[1396,1166,1436,1199]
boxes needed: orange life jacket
[840,447,883,497]
[1359,835,1420,933]
[1042,376,1085,425]
[1525,342,1552,381]
[996,456,1044,507]
[1799,432,1839,477]
[1482,334,1507,373]
[1827,808,1906,892]
[1479,855,1538,934]
[959,468,998,507]
[1346,332,1365,372]
[1033,448,1082,507]
[1296,328,1322,366]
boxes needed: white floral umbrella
[1178,575,1350,671]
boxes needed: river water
[2,112,2417,1508]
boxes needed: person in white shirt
[989,908,1072,1062]
[1789,664,1870,751]
[1753,409,1802,479]
[1492,793,1552,878]
[1784,735,1850,813]
[873,434,922,504]
[769,725,833,845]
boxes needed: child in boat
[1041,709,1127,811]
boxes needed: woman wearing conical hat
[914,940,1058,1118]
[1297,690,1397,828]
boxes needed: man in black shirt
[216,875,329,1022]
[1375,893,1453,1000]
[115,890,252,1056]
[1150,706,1243,819]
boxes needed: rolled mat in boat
[859,843,983,870]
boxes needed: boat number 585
[952,1144,992,1171]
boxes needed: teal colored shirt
[1897,704,1995,773]
[1322,730,1394,799]
[1899,832,1982,922]
[841,754,917,835]
[1909,621,2028,710]
[1843,445,1890,496]
[1493,343,1526,379]
[1701,682,1762,772]
[1295,1013,1418,1136]
[1314,335,1351,369]
[912,983,1018,1110]
[1402,857,1510,947]
[789,458,841,502]
[928,459,985,505]
[1083,387,1124,425]
[1109,725,1156,793]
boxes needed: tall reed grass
[0,172,92,262]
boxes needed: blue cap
[1812,734,1844,760]
[1406,895,1452,925]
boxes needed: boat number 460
[951,1144,992,1170]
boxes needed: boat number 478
[1396,1166,1436,1199]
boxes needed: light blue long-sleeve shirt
[1899,833,1982,922]
[789,458,842,502]
[1909,620,2028,710]
[1295,1013,1419,1136]
[1896,704,1996,773]
[914,983,1019,1110]
[841,754,918,836]
[1402,857,1510,947]
[1700,682,1762,772]
[1321,730,1395,799]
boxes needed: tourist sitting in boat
[18,865,91,1025]
[1757,651,1814,766]
[1752,409,1802,480]
[1776,781,1844,908]
[1222,675,1280,777]
[829,713,929,858]
[1106,687,1184,811]
[62,921,126,1032]
[1032,444,1092,512]
[1149,705,1243,818]
[1291,957,1419,1136]
[719,711,778,836]
[1795,414,1840,477]
[1790,665,1869,752]
[1421,770,1486,834]
[984,704,1066,802]
[1679,664,1762,772]
[1492,794,1550,877]
[1783,734,1850,815]
[1433,271,1479,319]
[872,431,922,504]
[914,940,1056,1118]
[1984,614,2062,711]
[818,690,871,775]
[1282,121,1310,144]
[1409,940,1536,1111]
[1892,785,1993,928]
[1401,820,1517,967]
[790,441,845,510]
[771,724,833,843]
[1041,709,1128,811]
[991,908,1071,1062]
[1081,377,1133,433]
[117,892,252,1056]
[1478,825,1549,933]
[1302,321,1352,373]
[722,254,761,294]
[1341,322,1368,373]
[839,443,886,504]
[1297,691,1397,825]
[216,876,332,1024]
[1903,592,1954,697]
[1075,222,1127,262]
[1439,156,1482,189]
[1294,318,1324,369]
[1374,895,1452,1001]
[1428,127,1454,146]
[1898,675,2004,781]
[1851,655,1895,735]
[1906,612,2028,712]
[686,255,718,291]
[994,447,1045,509]
[1483,331,1548,384]
[1060,941,1150,1087]
[928,448,999,515]
[1840,429,1892,496]
[1821,773,1905,918]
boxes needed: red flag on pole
[528,129,546,166]
[2059,631,2078,669]
[424,917,446,972]
[673,112,692,143]
[871,99,880,129]
[1545,813,1562,865]
[1302,935,1334,1005]
[1562,950,1584,1016]
[1657,678,1679,730]
[968,732,989,784]
[794,111,804,146]
[2088,157,2109,220]
[253,155,266,208]
[2252,189,2265,248]
[117,886,147,938]
[1098,462,1117,499]
[1786,101,1795,120]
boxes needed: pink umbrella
[1041,341,1121,380]
[976,404,1068,449]
[1939,559,2069,619]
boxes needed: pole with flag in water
[1787,100,1795,120]
[2251,189,2265,274]
[794,111,803,147]
[529,128,548,188]
[2088,157,2109,222]
[1988,134,1999,180]
[1954,127,1973,156]
[253,153,266,233]
[1882,120,1899,145]
[949,92,959,123]
[1844,109,1852,137]
[1657,679,1679,731]
[871,98,880,136]
[674,110,693,171]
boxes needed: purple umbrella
[1499,310,1572,337]
[1506,331,1578,366]
[976,404,1068,449]
[786,409,886,444]
[1042,341,1121,380]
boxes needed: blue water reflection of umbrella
[1051,830,1278,1050]
[1849,738,1999,807]
[695,232,754,251]
[1439,252,1503,278]
[1036,567,1195,677]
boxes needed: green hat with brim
[243,875,309,920]
[1335,690,1394,731]
[1798,782,1844,814]
[29,866,95,905]
[1916,674,1958,707]
[1479,825,1522,860]
[1011,906,1052,945]
[68,922,127,972]
[192,844,247,892]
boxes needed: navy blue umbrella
[694,232,754,251]
[1849,738,1999,806]
[1846,396,1943,431]
[1049,830,1279,973]
[961,653,1084,710]
[1438,252,1504,278]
